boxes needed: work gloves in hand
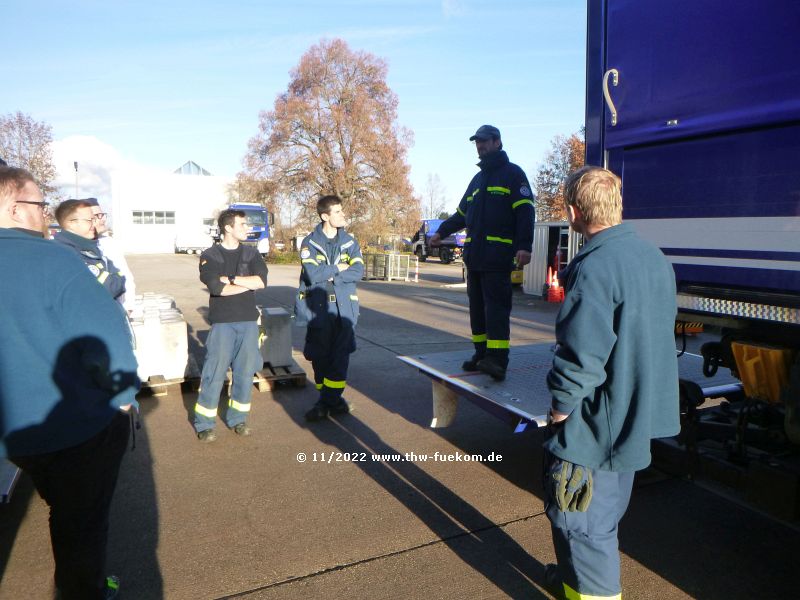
[549,458,593,512]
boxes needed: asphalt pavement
[0,255,797,599]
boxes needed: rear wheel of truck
[415,248,427,262]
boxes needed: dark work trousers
[545,454,635,599]
[195,321,261,432]
[304,314,355,408]
[466,270,512,367]
[11,411,131,600]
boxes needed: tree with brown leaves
[533,130,585,222]
[0,111,58,198]
[241,39,419,242]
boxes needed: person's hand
[337,263,349,272]
[550,407,569,423]
[515,250,531,267]
[429,233,442,247]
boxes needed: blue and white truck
[220,202,273,256]
[587,1,800,472]
[411,219,465,264]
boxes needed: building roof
[174,161,212,176]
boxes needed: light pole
[73,161,78,198]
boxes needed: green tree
[241,38,419,240]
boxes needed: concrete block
[131,294,188,381]
[259,307,292,367]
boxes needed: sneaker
[477,356,507,381]
[329,400,351,416]
[105,575,120,599]
[304,403,329,422]
[197,429,217,442]
[461,355,483,371]
[233,423,251,436]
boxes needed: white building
[109,161,233,254]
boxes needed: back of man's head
[55,199,94,227]
[0,165,36,207]
[564,166,623,227]
[317,194,342,219]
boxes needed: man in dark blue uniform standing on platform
[431,124,534,380]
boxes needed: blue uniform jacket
[436,150,535,271]
[0,228,139,457]
[54,230,127,300]
[296,224,364,327]
[544,223,680,472]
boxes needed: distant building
[110,161,233,254]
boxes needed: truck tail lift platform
[399,343,741,433]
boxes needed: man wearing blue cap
[431,125,534,380]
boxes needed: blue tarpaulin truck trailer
[587,0,800,510]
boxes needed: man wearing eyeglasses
[0,166,139,599]
[86,198,137,314]
[53,199,127,301]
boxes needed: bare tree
[422,173,447,220]
[241,38,420,241]
[533,130,585,221]
[0,111,58,197]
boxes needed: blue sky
[3,0,586,211]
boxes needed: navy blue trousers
[545,455,634,598]
[304,315,355,407]
[466,270,512,366]
[11,412,130,600]
[195,321,261,432]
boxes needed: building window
[132,210,175,225]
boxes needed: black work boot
[329,399,352,416]
[477,356,507,381]
[305,403,329,422]
[461,354,484,371]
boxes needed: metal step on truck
[401,0,800,519]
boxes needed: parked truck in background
[222,202,274,256]
[411,219,465,264]
[587,0,800,498]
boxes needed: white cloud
[51,135,124,205]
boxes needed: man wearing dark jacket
[431,125,534,380]
[0,166,139,599]
[543,166,680,599]
[53,199,127,301]
[194,209,268,441]
[296,195,364,421]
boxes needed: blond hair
[564,166,622,227]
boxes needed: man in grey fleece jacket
[543,166,679,599]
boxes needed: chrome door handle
[603,68,620,126]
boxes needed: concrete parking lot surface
[1,255,798,599]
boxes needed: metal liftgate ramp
[399,342,742,433]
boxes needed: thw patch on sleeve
[520,186,532,197]
[300,247,311,259]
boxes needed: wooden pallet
[253,359,307,392]
[138,354,200,397]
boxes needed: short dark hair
[317,194,342,219]
[218,209,245,233]
[83,197,100,206]
[0,166,36,205]
[55,199,94,226]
